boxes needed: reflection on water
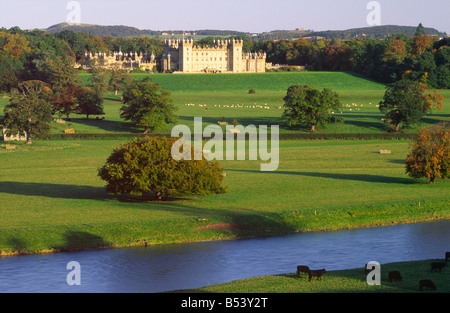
[0,220,449,293]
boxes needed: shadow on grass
[0,181,109,200]
[4,231,111,254]
[0,181,300,241]
[53,231,111,252]
[68,118,139,133]
[227,169,415,184]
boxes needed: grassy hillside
[3,72,448,135]
[177,259,449,293]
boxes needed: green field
[1,138,449,255]
[177,259,450,293]
[2,72,449,135]
[0,70,449,292]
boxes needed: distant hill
[44,23,447,40]
[44,23,245,38]
[302,25,447,40]
[45,23,156,37]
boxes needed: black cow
[388,271,402,282]
[420,280,436,291]
[296,265,310,277]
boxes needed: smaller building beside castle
[79,50,157,71]
[161,38,267,73]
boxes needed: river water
[0,220,449,293]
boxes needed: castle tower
[228,39,244,73]
[179,38,194,72]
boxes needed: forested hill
[44,23,246,38]
[304,25,447,40]
[44,23,446,40]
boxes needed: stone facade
[80,50,157,71]
[161,38,266,73]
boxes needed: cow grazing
[431,262,446,272]
[308,269,326,282]
[388,271,402,282]
[419,280,436,291]
[296,265,310,277]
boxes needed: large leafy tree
[109,67,132,95]
[120,79,177,133]
[77,86,104,119]
[51,83,83,120]
[406,122,450,184]
[98,136,226,200]
[1,80,53,144]
[282,85,342,132]
[379,78,443,131]
[88,66,110,98]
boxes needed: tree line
[1,24,449,92]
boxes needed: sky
[1,0,449,34]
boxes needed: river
[0,220,449,293]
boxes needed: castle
[80,50,157,71]
[161,38,267,73]
[79,38,267,73]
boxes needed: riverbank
[173,259,450,293]
[1,203,449,256]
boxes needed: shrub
[98,136,227,199]
[406,122,450,184]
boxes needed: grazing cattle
[308,269,326,282]
[431,262,446,272]
[445,252,450,262]
[296,265,310,277]
[419,280,436,291]
[388,271,402,282]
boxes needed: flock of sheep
[184,103,282,110]
[184,102,380,114]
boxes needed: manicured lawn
[2,72,448,135]
[1,138,449,255]
[0,71,449,257]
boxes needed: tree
[282,85,342,132]
[1,80,52,144]
[88,66,110,97]
[32,54,79,93]
[51,83,83,120]
[109,67,132,95]
[406,122,450,184]
[379,78,443,131]
[77,87,104,119]
[98,136,226,200]
[120,79,177,133]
